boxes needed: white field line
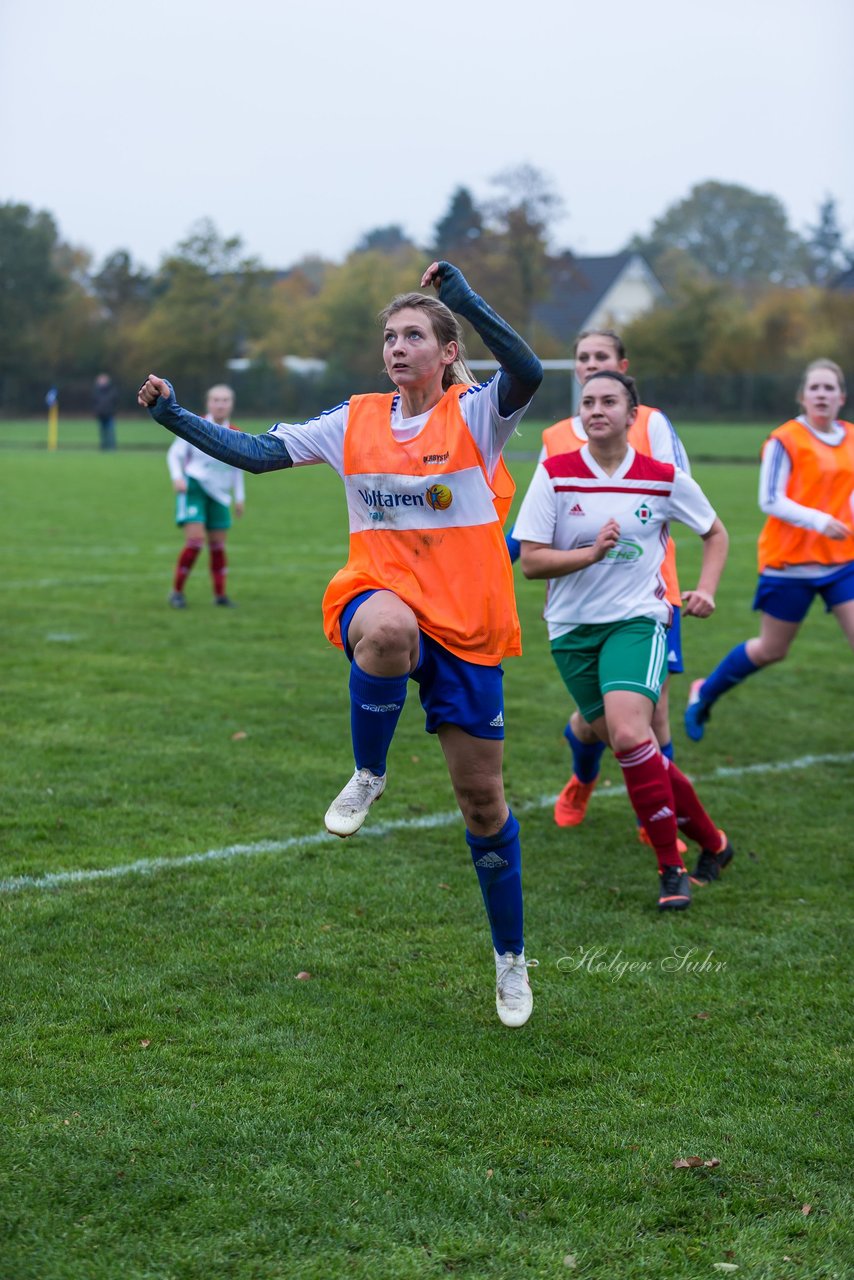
[2,751,852,897]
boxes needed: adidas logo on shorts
[489,711,504,727]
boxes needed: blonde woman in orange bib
[686,359,854,741]
[139,261,543,1027]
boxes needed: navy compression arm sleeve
[435,262,543,416]
[148,384,293,473]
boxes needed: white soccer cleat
[494,948,537,1028]
[324,768,387,837]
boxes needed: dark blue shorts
[339,590,506,740]
[666,606,684,674]
[753,562,854,623]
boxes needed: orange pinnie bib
[542,406,681,605]
[757,419,854,571]
[322,387,521,665]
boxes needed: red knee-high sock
[664,758,722,851]
[210,545,227,596]
[615,740,683,869]
[174,542,202,591]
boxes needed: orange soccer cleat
[554,775,597,827]
[637,825,688,857]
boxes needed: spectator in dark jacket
[93,373,118,450]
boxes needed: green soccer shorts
[175,476,231,530]
[550,616,668,723]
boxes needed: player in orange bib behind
[138,262,543,1029]
[686,359,854,740]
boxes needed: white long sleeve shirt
[167,419,246,507]
[267,376,526,484]
[759,419,846,532]
[758,418,847,579]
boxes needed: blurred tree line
[1,171,852,421]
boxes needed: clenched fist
[138,374,172,408]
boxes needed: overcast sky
[2,0,852,272]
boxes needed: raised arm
[138,376,293,474]
[422,262,543,416]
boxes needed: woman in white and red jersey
[514,370,734,912]
[166,383,245,609]
[509,329,691,840]
[685,359,854,741]
[138,261,542,1028]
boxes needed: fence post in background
[46,387,59,451]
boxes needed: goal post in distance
[467,359,579,415]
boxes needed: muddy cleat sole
[324,768,387,837]
[658,863,691,911]
[684,678,711,742]
[691,830,735,885]
[494,949,537,1027]
[554,775,597,827]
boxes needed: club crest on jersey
[634,503,654,524]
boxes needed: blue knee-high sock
[564,721,606,784]
[700,642,760,709]
[505,524,521,564]
[349,661,408,775]
[467,810,524,956]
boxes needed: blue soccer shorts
[339,589,506,740]
[666,605,684,674]
[753,562,854,623]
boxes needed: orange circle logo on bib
[426,483,453,511]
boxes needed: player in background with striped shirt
[685,360,854,740]
[167,384,245,608]
[514,370,734,911]
[139,261,543,1028]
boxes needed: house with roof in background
[533,250,665,348]
[525,250,664,414]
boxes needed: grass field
[1,416,852,1279]
[0,413,772,462]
